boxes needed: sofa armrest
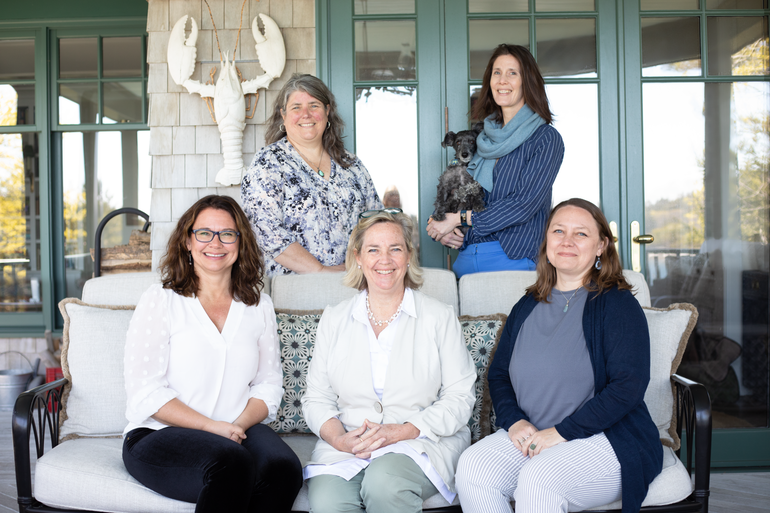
[672,373,711,511]
[12,378,67,512]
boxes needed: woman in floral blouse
[241,74,382,277]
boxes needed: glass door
[631,1,770,466]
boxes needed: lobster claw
[252,14,286,80]
[167,15,199,86]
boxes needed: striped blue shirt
[464,124,564,261]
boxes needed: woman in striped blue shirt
[427,44,565,278]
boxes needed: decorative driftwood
[90,230,152,275]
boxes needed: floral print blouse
[242,138,382,277]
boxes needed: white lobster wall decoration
[167,13,286,185]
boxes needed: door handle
[633,234,655,244]
[630,221,654,272]
[609,221,619,243]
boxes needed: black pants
[123,424,303,513]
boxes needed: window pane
[708,17,769,76]
[103,37,143,78]
[469,20,529,80]
[547,84,600,206]
[643,81,770,428]
[642,17,701,77]
[354,0,414,15]
[59,83,99,124]
[355,21,415,81]
[0,84,35,126]
[0,39,35,80]
[59,38,98,79]
[469,0,528,13]
[641,0,700,9]
[355,87,420,255]
[536,0,595,11]
[103,82,143,124]
[536,18,597,78]
[0,133,41,312]
[706,0,767,8]
[62,130,151,298]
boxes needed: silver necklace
[293,144,325,177]
[366,294,403,327]
[558,287,581,313]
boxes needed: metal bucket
[0,351,39,411]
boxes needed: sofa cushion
[459,270,652,317]
[35,438,195,513]
[58,299,134,442]
[459,314,507,442]
[270,312,321,434]
[643,303,698,450]
[589,444,693,510]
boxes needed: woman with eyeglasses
[426,44,564,278]
[302,209,476,513]
[121,195,302,513]
[242,73,382,277]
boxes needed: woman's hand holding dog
[427,214,466,249]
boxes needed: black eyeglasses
[191,229,240,244]
[359,208,403,219]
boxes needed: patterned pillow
[459,314,508,443]
[269,311,322,434]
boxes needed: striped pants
[455,430,622,513]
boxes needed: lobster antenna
[233,0,249,55]
[203,0,223,62]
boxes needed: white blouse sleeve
[124,285,179,425]
[249,295,284,423]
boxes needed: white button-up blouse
[123,284,284,435]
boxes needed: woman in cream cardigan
[301,209,476,513]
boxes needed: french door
[319,0,769,468]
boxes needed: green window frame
[0,10,148,337]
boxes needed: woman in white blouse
[301,209,477,513]
[122,195,302,513]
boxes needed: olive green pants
[307,453,439,513]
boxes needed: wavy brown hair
[343,211,423,291]
[526,198,631,302]
[160,195,265,306]
[471,44,553,125]
[265,73,355,168]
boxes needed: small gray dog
[433,123,485,233]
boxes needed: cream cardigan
[301,290,476,490]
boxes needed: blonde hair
[343,211,423,291]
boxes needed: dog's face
[442,123,483,165]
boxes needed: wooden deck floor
[1,410,768,512]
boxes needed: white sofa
[12,269,710,513]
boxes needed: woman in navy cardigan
[455,198,662,513]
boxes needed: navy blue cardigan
[488,286,663,513]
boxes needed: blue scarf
[467,104,546,192]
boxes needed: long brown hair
[471,44,553,125]
[160,195,265,306]
[265,73,355,168]
[526,198,631,302]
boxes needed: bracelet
[460,210,468,227]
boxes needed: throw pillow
[58,298,135,442]
[270,311,322,434]
[459,314,507,443]
[643,303,698,450]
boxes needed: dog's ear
[472,122,484,135]
[442,131,456,148]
